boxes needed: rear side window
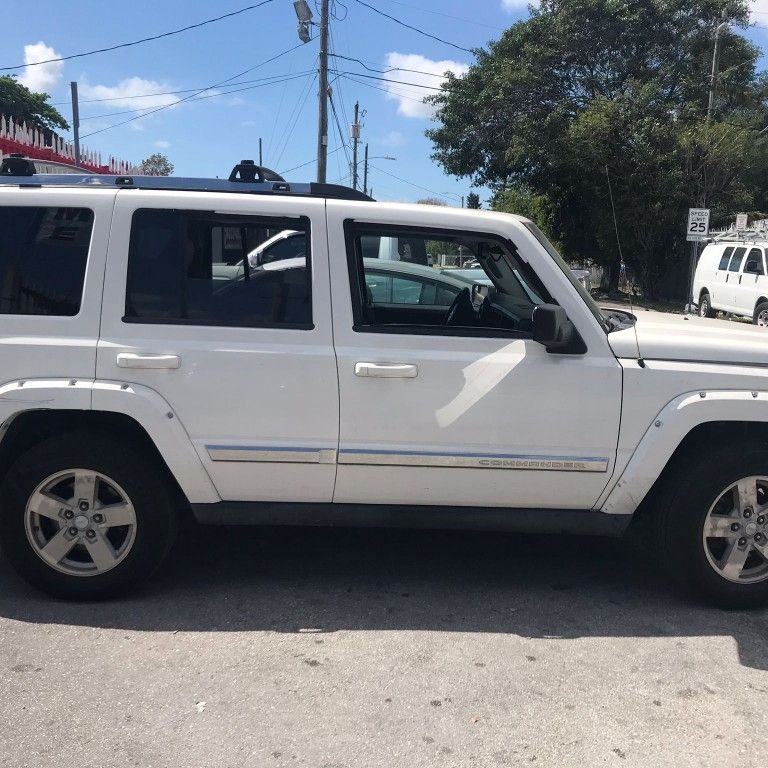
[125,209,312,328]
[718,247,734,270]
[728,247,747,272]
[0,206,93,316]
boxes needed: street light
[359,144,396,196]
[293,0,313,42]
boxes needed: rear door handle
[116,353,181,369]
[355,362,418,378]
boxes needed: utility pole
[350,101,361,190]
[316,0,330,183]
[707,9,727,122]
[259,137,263,167]
[363,142,369,196]
[70,81,81,167]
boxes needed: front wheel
[656,444,768,608]
[0,432,177,599]
[753,301,768,327]
[698,292,716,318]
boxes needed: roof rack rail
[710,229,768,243]
[0,157,374,202]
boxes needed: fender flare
[599,389,768,515]
[0,378,220,504]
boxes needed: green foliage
[139,153,174,176]
[0,76,69,134]
[427,0,768,298]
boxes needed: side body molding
[599,390,768,515]
[0,378,219,504]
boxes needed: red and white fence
[0,115,137,174]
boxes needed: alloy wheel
[24,469,137,577]
[702,476,768,584]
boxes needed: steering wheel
[445,287,476,326]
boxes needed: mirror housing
[532,304,575,351]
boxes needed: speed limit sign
[687,208,710,241]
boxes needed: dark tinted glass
[744,248,764,275]
[125,209,311,328]
[718,247,734,270]
[728,247,746,272]
[0,206,93,316]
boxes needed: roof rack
[710,229,768,243]
[0,158,374,202]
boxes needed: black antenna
[605,165,644,366]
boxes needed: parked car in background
[693,237,768,325]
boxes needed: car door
[722,246,747,313]
[327,201,622,510]
[709,245,733,309]
[97,190,338,503]
[735,247,765,318]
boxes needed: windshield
[521,221,609,333]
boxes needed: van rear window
[0,206,93,316]
[718,247,734,270]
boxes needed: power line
[338,73,432,105]
[80,41,307,139]
[329,53,453,79]
[377,0,504,31]
[333,70,445,90]
[274,72,318,168]
[0,1,276,72]
[77,72,316,121]
[369,163,462,201]
[349,0,472,53]
[280,146,343,174]
[328,90,352,168]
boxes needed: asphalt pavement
[1,524,767,767]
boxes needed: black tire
[698,291,716,318]
[655,442,768,608]
[0,431,177,600]
[753,301,768,327]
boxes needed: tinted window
[0,206,93,316]
[257,233,306,265]
[125,210,311,328]
[728,247,747,272]
[348,225,553,336]
[744,248,764,275]
[718,247,734,270]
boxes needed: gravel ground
[1,525,767,768]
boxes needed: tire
[0,431,177,600]
[698,291,716,318]
[753,301,768,327]
[655,442,768,608]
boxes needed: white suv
[2,161,768,607]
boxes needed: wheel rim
[24,469,137,577]
[702,476,768,584]
[757,310,768,327]
[699,298,709,316]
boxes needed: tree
[416,197,447,206]
[427,0,768,299]
[466,191,481,209]
[0,76,68,134]
[139,153,174,176]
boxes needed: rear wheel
[656,443,768,608]
[698,291,716,318]
[753,301,768,327]
[0,432,177,599]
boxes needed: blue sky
[3,0,768,205]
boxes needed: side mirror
[532,304,574,351]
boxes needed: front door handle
[355,362,418,378]
[117,352,181,369]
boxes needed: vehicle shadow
[1,525,767,669]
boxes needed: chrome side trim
[206,446,337,464]
[338,449,609,472]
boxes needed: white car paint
[2,182,768,524]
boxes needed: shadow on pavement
[1,525,767,669]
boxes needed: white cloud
[752,0,768,22]
[154,140,171,149]
[383,53,469,119]
[381,130,406,148]
[79,77,180,110]
[18,42,63,92]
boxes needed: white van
[693,238,768,325]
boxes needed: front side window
[0,206,93,316]
[346,223,553,336]
[125,210,312,328]
[744,248,765,275]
